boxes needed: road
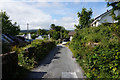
[25,44,86,79]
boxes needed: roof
[94,9,112,20]
[91,9,113,25]
[68,31,76,36]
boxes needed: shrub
[56,39,62,44]
[16,39,56,70]
[69,25,120,78]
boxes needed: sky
[0,0,112,30]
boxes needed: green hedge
[69,25,120,78]
[15,39,56,70]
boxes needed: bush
[56,39,62,44]
[15,39,56,70]
[69,25,120,78]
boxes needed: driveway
[25,44,86,79]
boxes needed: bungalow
[91,9,120,27]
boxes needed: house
[26,33,32,39]
[35,34,50,40]
[2,34,28,46]
[91,9,120,27]
[35,35,43,40]
[68,31,76,41]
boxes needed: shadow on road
[24,45,63,79]
[25,71,47,80]
[38,45,63,66]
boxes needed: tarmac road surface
[25,44,86,79]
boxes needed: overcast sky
[0,0,112,30]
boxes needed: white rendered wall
[96,21,101,27]
[70,36,73,41]
[91,10,119,27]
[99,10,119,23]
[99,13,114,23]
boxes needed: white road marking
[62,72,78,78]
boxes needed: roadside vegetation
[1,11,20,54]
[2,1,120,79]
[69,2,120,78]
[1,11,57,79]
[30,24,69,44]
[29,24,69,41]
[12,39,56,79]
[69,24,120,78]
[16,39,56,69]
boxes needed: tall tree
[50,24,56,30]
[1,11,20,36]
[50,24,65,31]
[75,8,93,29]
[62,30,69,39]
[37,29,47,35]
[49,24,68,40]
[48,30,60,40]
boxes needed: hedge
[14,39,56,70]
[69,24,120,78]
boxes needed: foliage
[69,24,120,78]
[55,39,62,44]
[37,29,47,35]
[19,32,27,35]
[31,33,37,39]
[43,35,49,40]
[1,11,20,36]
[108,23,120,37]
[15,40,56,70]
[50,24,65,31]
[49,24,69,40]
[62,30,69,39]
[75,8,93,29]
[48,30,60,40]
[107,1,120,24]
[50,24,56,30]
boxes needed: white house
[36,35,43,40]
[68,31,76,41]
[25,33,31,39]
[91,9,120,27]
[35,34,50,40]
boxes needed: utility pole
[27,23,29,39]
[27,23,29,33]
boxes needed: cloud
[0,0,106,2]
[0,1,53,30]
[54,17,78,30]
[33,2,69,16]
[0,1,77,30]
[1,0,110,31]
